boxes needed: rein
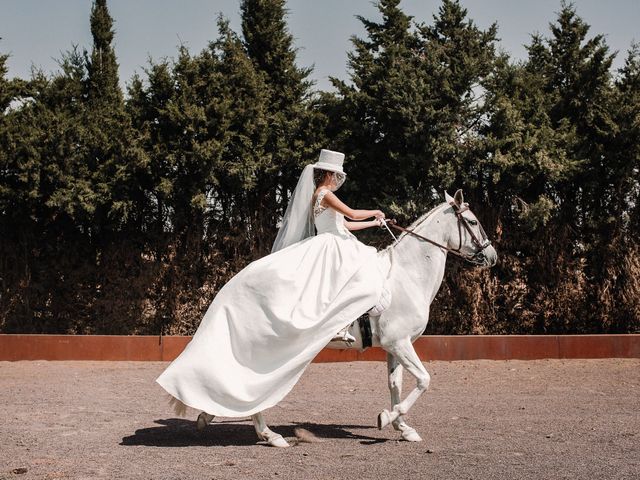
[384,202,492,264]
[386,219,470,261]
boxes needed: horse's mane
[381,202,449,252]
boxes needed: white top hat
[313,149,346,175]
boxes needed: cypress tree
[0,52,17,218]
[240,0,320,253]
[598,44,640,332]
[612,45,640,228]
[209,18,271,243]
[331,0,424,221]
[416,0,497,203]
[0,46,101,333]
[86,0,122,106]
[81,0,150,237]
[241,0,311,110]
[332,0,496,223]
[537,2,616,238]
[125,16,273,333]
[475,3,624,334]
[0,51,16,113]
[126,63,176,244]
[127,17,270,251]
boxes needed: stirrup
[331,325,356,346]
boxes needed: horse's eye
[468,219,477,226]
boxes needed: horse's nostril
[477,249,497,267]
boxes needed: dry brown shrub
[2,221,638,335]
[596,241,640,333]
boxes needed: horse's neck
[381,204,449,304]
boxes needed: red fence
[1,334,638,361]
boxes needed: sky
[1,0,638,93]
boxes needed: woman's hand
[373,210,385,221]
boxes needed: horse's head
[441,190,497,267]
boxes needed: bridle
[385,202,492,265]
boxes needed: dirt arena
[1,359,638,479]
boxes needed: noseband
[387,202,492,264]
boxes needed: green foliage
[240,0,322,252]
[86,0,122,106]
[331,0,497,223]
[612,44,640,228]
[1,0,639,335]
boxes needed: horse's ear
[454,189,464,206]
[444,191,455,204]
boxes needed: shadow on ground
[120,419,387,447]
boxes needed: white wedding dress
[156,188,384,417]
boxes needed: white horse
[192,190,497,447]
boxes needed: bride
[156,149,388,417]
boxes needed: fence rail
[1,334,639,362]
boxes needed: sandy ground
[1,359,638,480]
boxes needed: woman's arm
[344,220,382,231]
[321,191,384,221]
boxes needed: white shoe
[331,325,356,345]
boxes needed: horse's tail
[167,394,188,417]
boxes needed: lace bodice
[313,188,330,218]
[312,188,355,239]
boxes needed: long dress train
[156,188,384,417]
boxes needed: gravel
[1,359,638,479]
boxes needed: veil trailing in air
[271,164,316,253]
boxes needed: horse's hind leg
[387,353,423,442]
[251,412,290,448]
[378,338,430,440]
[196,412,215,431]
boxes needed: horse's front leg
[251,412,289,448]
[379,338,430,439]
[387,353,423,442]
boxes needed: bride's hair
[313,168,332,187]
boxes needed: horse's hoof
[196,412,214,431]
[401,427,423,442]
[378,409,392,430]
[267,434,290,448]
